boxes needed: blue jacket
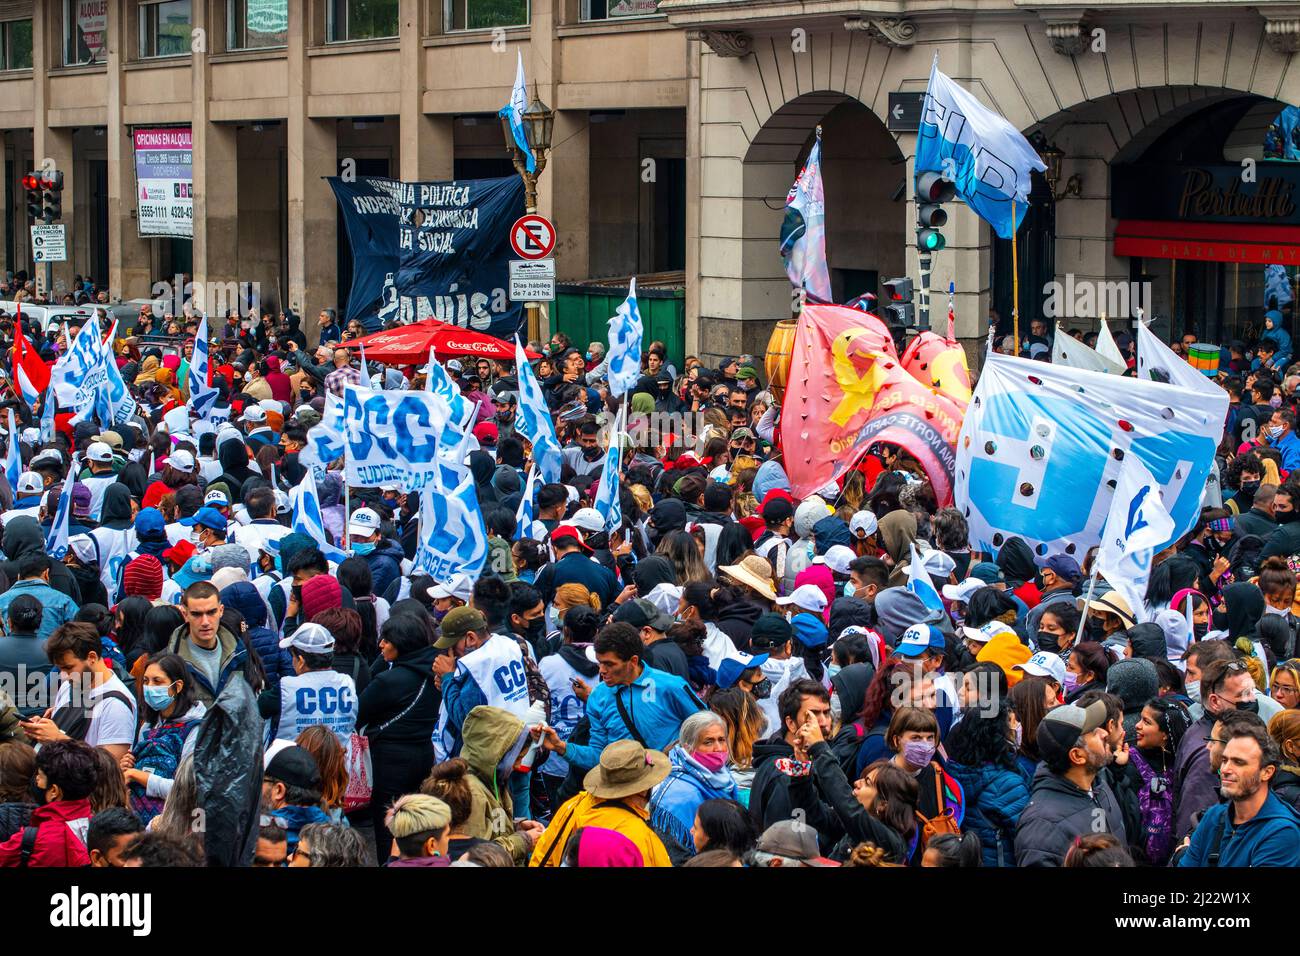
[563,664,706,773]
[220,582,293,692]
[440,667,487,759]
[0,579,81,642]
[1274,430,1300,473]
[361,539,405,601]
[1179,790,1300,867]
[648,746,739,852]
[946,759,1031,867]
[274,803,333,854]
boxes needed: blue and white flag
[592,406,625,532]
[954,351,1225,560]
[290,469,348,563]
[414,469,489,584]
[51,318,108,410]
[341,385,455,492]
[14,362,39,410]
[779,129,832,302]
[916,55,1047,240]
[905,544,945,614]
[513,336,562,483]
[514,464,547,542]
[1135,319,1222,396]
[606,279,643,398]
[299,393,347,480]
[499,51,536,174]
[45,459,76,560]
[188,315,220,419]
[3,409,20,494]
[1095,453,1175,625]
[38,388,56,445]
[100,320,137,426]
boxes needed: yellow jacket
[529,791,672,867]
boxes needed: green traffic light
[918,229,946,251]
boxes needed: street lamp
[1035,137,1083,202]
[501,84,556,341]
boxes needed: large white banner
[134,128,192,239]
[341,385,455,493]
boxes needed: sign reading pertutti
[1113,162,1300,225]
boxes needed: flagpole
[343,481,351,550]
[1011,200,1020,356]
[1076,564,1100,646]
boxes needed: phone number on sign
[140,205,192,219]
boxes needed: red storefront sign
[1115,219,1300,264]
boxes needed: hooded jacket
[749,734,845,853]
[460,705,532,864]
[1014,763,1127,866]
[215,437,259,499]
[164,622,249,707]
[873,587,938,646]
[99,484,136,531]
[1172,712,1220,841]
[530,789,672,867]
[828,662,876,774]
[648,745,740,853]
[221,582,292,692]
[1106,658,1159,741]
[0,516,80,603]
[357,645,441,748]
[713,598,766,652]
[946,758,1031,867]
[1178,789,1300,866]
[1215,582,1265,640]
[0,797,92,867]
[997,537,1042,608]
[878,510,918,585]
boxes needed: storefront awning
[1114,219,1300,265]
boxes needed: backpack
[914,762,961,848]
[50,688,135,744]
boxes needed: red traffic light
[22,173,41,191]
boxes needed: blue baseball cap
[134,507,166,537]
[179,506,228,534]
[716,654,769,690]
[896,623,945,658]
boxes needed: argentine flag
[3,409,20,495]
[290,469,348,563]
[916,54,1046,240]
[101,320,138,425]
[905,544,945,615]
[513,336,562,483]
[415,469,489,584]
[45,458,76,560]
[189,316,220,419]
[499,51,536,174]
[606,279,643,398]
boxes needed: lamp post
[501,84,555,342]
[1035,138,1083,201]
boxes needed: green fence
[552,274,686,369]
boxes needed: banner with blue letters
[340,385,456,493]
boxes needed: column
[106,0,153,301]
[398,0,453,180]
[540,110,588,282]
[31,2,77,296]
[191,0,240,315]
[287,0,336,344]
[0,130,8,275]
[683,34,702,360]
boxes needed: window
[581,0,657,20]
[65,1,108,65]
[139,0,192,58]
[0,19,32,70]
[228,0,288,49]
[446,0,529,31]
[327,0,398,41]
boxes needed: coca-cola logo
[444,340,499,354]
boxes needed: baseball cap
[29,449,64,470]
[70,483,92,518]
[446,359,464,373]
[292,407,321,429]
[241,404,267,424]
[822,545,856,577]
[86,441,114,464]
[93,430,124,449]
[168,449,197,474]
[755,819,836,867]
[204,488,230,508]
[849,511,878,538]
[1037,700,1109,766]
[761,496,794,524]
[68,535,98,566]
[427,573,474,604]
[552,524,592,554]
[570,507,606,534]
[775,583,828,614]
[162,540,196,567]
[730,427,755,442]
[135,508,166,537]
[716,654,769,690]
[968,562,1004,585]
[434,606,488,649]
[941,578,986,604]
[896,623,946,658]
[917,548,956,579]
[348,507,381,537]
[472,421,499,445]
[264,745,322,792]
[1015,651,1068,686]
[962,620,1017,645]
[278,622,336,653]
[1043,554,1082,584]
[19,428,39,446]
[179,506,228,534]
[15,472,42,496]
[612,598,674,633]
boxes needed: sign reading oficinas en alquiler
[133,127,193,239]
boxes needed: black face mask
[29,777,47,806]
[1241,480,1261,496]
[1237,698,1260,714]
[1085,616,1107,642]
[1193,622,1209,639]
[581,446,603,462]
[522,618,545,642]
[1278,510,1300,524]
[1035,630,1062,653]
[750,678,773,700]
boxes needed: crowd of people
[0,288,1298,870]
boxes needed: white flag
[1095,453,1175,625]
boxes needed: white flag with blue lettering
[513,336,562,484]
[101,320,138,426]
[1095,454,1175,625]
[916,54,1046,240]
[300,393,348,480]
[188,315,220,419]
[606,279,643,398]
[424,347,476,487]
[14,362,39,410]
[51,318,108,410]
[514,464,547,542]
[45,459,76,560]
[290,469,349,563]
[499,51,536,174]
[414,469,489,584]
[592,406,625,532]
[3,409,20,494]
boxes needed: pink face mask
[693,750,729,773]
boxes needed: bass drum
[764,319,798,403]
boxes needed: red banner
[780,305,967,504]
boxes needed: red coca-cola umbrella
[340,320,540,365]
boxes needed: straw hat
[583,740,671,800]
[719,554,778,602]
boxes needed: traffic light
[881,277,914,327]
[41,170,64,223]
[22,172,42,222]
[916,171,956,252]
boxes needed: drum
[764,319,798,402]
[1187,342,1220,377]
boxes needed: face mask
[843,581,857,597]
[1269,425,1285,439]
[902,740,936,768]
[1278,510,1300,524]
[1085,617,1107,641]
[496,410,513,423]
[1062,671,1080,693]
[1241,480,1261,496]
[826,662,842,682]
[1036,631,1062,653]
[351,541,376,556]
[243,372,252,382]
[28,777,48,806]
[1184,679,1200,701]
[829,692,842,721]
[750,677,773,700]
[693,750,729,773]
[143,683,175,711]
[1192,622,1208,639]
[1271,396,1284,409]
[582,446,603,462]
[525,618,545,642]
[1237,698,1260,714]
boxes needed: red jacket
[0,798,92,867]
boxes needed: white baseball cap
[348,507,381,537]
[849,511,878,538]
[204,488,230,507]
[1015,651,1067,686]
[570,507,606,534]
[20,428,40,446]
[427,573,474,603]
[775,583,828,614]
[822,545,857,577]
[241,404,267,424]
[962,621,1017,645]
[30,449,64,469]
[15,472,43,495]
[941,578,986,604]
[917,547,956,579]
[278,622,336,653]
[68,534,98,566]
[168,449,196,474]
[446,359,463,373]
[86,441,114,464]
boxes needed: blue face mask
[843,581,856,597]
[143,683,175,712]
[351,541,376,556]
